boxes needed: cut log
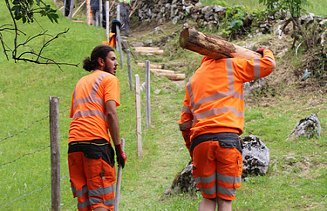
[180,27,261,60]
[151,69,175,75]
[135,46,161,51]
[137,62,163,69]
[72,20,85,23]
[134,47,164,55]
[158,72,186,81]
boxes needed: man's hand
[115,144,127,168]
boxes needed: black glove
[115,144,127,168]
[111,19,122,34]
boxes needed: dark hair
[83,45,114,71]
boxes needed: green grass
[201,0,327,16]
[0,0,326,210]
[201,0,264,11]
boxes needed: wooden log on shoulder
[179,27,261,60]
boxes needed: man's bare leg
[199,198,216,211]
[217,197,232,211]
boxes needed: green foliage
[201,0,264,12]
[201,0,228,7]
[220,5,248,38]
[202,0,326,16]
[259,0,308,17]
[10,0,59,23]
[1,0,70,66]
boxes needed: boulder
[164,162,197,195]
[289,113,321,139]
[242,135,270,177]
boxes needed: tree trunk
[179,27,261,60]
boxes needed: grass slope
[0,0,326,210]
[201,0,327,16]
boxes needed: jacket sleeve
[234,49,276,82]
[69,91,75,118]
[179,86,193,150]
[179,86,193,131]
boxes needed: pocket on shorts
[86,157,103,180]
[233,152,243,189]
[100,158,116,181]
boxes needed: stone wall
[136,0,226,28]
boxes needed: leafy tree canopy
[0,0,76,68]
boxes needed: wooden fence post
[63,0,68,16]
[106,1,110,42]
[68,0,75,19]
[145,60,151,128]
[127,49,133,91]
[86,0,92,25]
[116,4,124,68]
[95,11,100,26]
[99,0,103,27]
[135,75,142,157]
[49,96,60,211]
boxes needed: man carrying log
[179,28,276,211]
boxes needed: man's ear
[97,57,104,67]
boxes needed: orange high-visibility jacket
[108,32,116,48]
[102,32,116,48]
[179,49,275,141]
[68,70,120,143]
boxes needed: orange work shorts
[192,140,242,201]
[68,151,116,211]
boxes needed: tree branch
[1,0,76,69]
[13,28,78,69]
[14,54,79,71]
[0,33,10,60]
[36,29,69,61]
[5,0,19,58]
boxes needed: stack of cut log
[137,62,185,81]
[134,47,164,56]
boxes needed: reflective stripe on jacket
[69,70,120,143]
[179,49,275,140]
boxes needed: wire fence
[0,106,70,208]
[0,145,50,167]
[0,116,48,144]
[0,183,49,209]
[0,108,69,144]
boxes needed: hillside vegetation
[201,0,327,16]
[0,0,326,210]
